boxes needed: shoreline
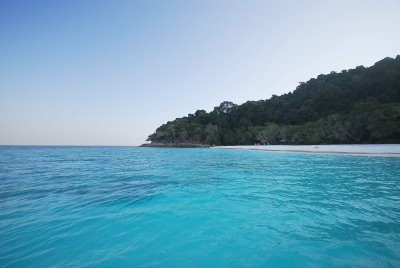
[214,144,400,157]
[140,142,209,148]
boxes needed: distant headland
[143,56,400,148]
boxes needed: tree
[146,56,400,145]
[213,101,237,114]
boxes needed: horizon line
[0,145,141,147]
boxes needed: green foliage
[147,56,400,145]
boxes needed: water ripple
[0,146,400,267]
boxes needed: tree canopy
[147,56,400,145]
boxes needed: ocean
[0,146,399,267]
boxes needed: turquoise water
[0,146,400,267]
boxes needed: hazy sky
[1,0,399,145]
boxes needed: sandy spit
[214,144,400,157]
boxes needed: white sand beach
[215,144,400,156]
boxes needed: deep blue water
[0,146,400,267]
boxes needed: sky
[1,0,400,146]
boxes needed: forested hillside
[146,56,400,146]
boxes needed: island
[143,56,400,148]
